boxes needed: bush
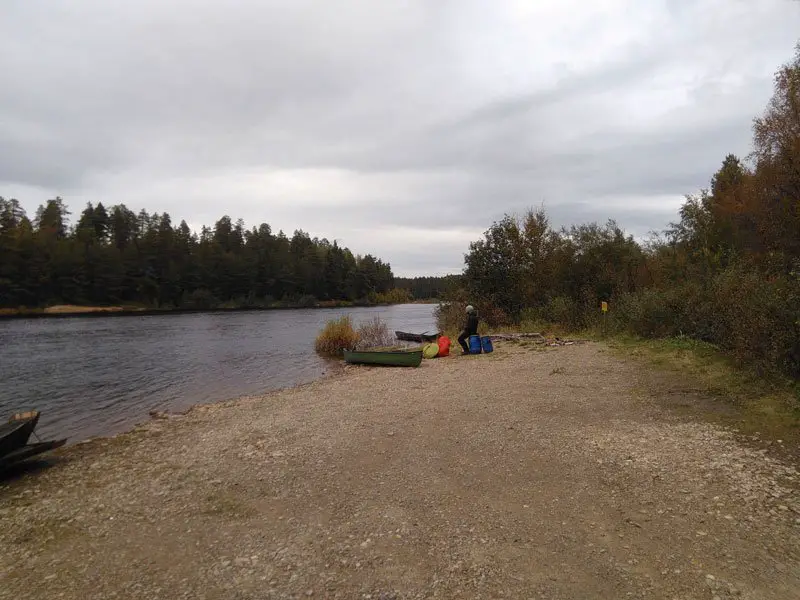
[611,266,800,377]
[355,316,394,349]
[314,316,360,357]
[614,288,686,338]
[707,267,799,376]
[435,301,465,334]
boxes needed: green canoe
[343,348,423,367]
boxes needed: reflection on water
[0,304,437,443]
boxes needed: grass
[315,315,360,357]
[315,315,402,357]
[603,333,800,451]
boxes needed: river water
[0,304,437,443]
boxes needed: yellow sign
[601,301,608,313]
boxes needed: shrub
[477,302,512,328]
[435,301,466,334]
[314,315,360,357]
[614,288,686,338]
[610,266,800,377]
[708,266,799,376]
[355,316,395,349]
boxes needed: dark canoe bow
[0,410,67,467]
[0,411,41,459]
[395,330,441,343]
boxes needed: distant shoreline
[0,300,439,321]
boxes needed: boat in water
[0,410,67,468]
[395,330,441,343]
[344,348,423,367]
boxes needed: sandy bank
[1,343,798,599]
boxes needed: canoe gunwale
[343,349,423,367]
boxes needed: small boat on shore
[0,410,67,468]
[0,411,40,458]
[344,348,424,367]
[395,330,441,343]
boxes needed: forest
[394,275,462,300]
[0,200,396,310]
[449,43,800,379]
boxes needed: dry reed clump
[314,316,360,357]
[355,316,395,350]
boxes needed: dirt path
[1,343,798,599]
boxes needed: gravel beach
[1,342,798,599]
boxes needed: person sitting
[458,305,479,354]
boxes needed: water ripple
[0,305,436,443]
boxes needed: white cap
[465,305,475,313]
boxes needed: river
[0,304,437,443]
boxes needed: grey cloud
[1,0,799,275]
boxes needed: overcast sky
[2,1,799,276]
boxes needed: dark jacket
[463,312,479,336]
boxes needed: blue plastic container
[468,335,482,354]
[481,336,494,353]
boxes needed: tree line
[394,275,463,300]
[453,42,800,378]
[0,199,396,309]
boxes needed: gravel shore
[1,342,798,599]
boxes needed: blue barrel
[481,336,494,353]
[468,335,482,354]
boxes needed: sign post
[601,301,608,337]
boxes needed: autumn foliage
[453,42,800,378]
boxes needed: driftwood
[487,332,545,341]
[487,333,586,347]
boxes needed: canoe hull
[0,439,67,467]
[344,349,423,367]
[395,331,441,343]
[0,410,67,468]
[0,411,41,459]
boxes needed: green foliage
[314,316,360,357]
[394,275,463,300]
[0,201,395,309]
[463,210,643,324]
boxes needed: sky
[1,1,799,276]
